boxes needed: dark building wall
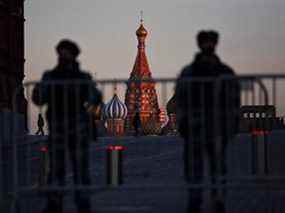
[0,0,26,113]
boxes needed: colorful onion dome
[104,94,128,120]
[136,12,148,38]
[136,23,148,38]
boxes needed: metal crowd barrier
[1,74,285,213]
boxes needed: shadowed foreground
[11,131,285,213]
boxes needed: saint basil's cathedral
[98,20,177,136]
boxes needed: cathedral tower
[124,19,160,133]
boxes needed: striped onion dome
[104,94,128,120]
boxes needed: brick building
[0,0,26,114]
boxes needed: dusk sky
[24,0,285,131]
[25,0,285,82]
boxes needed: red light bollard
[107,146,124,186]
[251,129,270,175]
[251,129,270,137]
[39,146,49,186]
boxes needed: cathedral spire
[136,20,147,46]
[125,18,160,134]
[131,16,151,79]
[140,10,144,24]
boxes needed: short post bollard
[107,145,124,186]
[251,129,270,175]
[39,146,49,186]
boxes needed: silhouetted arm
[32,73,50,106]
[83,74,102,112]
[220,65,241,135]
[175,66,193,139]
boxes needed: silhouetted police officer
[176,31,240,213]
[32,39,102,213]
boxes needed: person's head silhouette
[56,39,81,67]
[197,30,219,55]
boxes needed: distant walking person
[36,113,45,135]
[32,39,102,213]
[133,110,142,137]
[175,31,240,213]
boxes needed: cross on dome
[140,10,144,24]
[136,11,148,38]
[113,79,118,94]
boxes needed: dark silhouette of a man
[36,113,45,135]
[175,31,240,213]
[32,39,102,213]
[133,110,142,137]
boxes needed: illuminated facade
[124,21,160,133]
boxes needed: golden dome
[136,24,148,37]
